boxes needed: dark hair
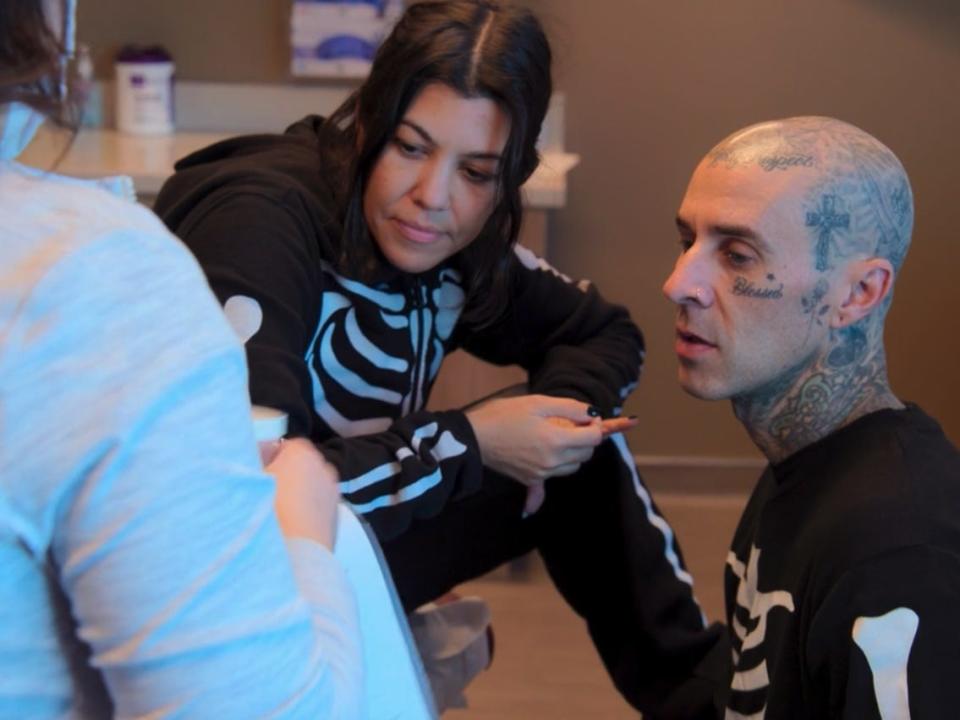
[0,0,77,127]
[326,0,552,325]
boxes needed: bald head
[705,116,913,272]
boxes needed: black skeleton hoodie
[155,117,644,541]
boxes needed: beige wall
[78,1,292,82]
[78,0,960,457]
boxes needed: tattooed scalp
[709,117,913,275]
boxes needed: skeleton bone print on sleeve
[852,608,918,720]
[514,242,590,291]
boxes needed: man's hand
[265,438,341,551]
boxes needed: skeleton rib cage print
[305,263,470,513]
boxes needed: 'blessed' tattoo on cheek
[732,274,784,299]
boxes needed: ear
[831,257,895,328]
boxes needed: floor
[445,492,747,719]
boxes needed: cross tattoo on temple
[806,195,850,271]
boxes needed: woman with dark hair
[0,0,361,716]
[157,1,726,714]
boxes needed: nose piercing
[694,287,704,302]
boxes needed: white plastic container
[114,45,174,135]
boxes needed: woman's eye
[678,237,693,254]
[462,165,495,184]
[394,138,424,157]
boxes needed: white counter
[20,127,578,208]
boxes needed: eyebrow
[399,120,503,162]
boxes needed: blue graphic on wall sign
[315,35,378,61]
[303,0,389,11]
[291,0,402,77]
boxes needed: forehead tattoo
[706,124,820,173]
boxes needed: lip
[393,217,446,245]
[674,327,718,359]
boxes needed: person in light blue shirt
[0,1,362,716]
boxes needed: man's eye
[678,237,693,253]
[725,250,753,267]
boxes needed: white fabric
[0,159,361,718]
[0,103,45,160]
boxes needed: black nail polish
[628,415,638,420]
[587,406,600,417]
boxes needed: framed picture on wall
[290,0,404,78]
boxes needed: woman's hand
[265,438,341,551]
[466,394,604,486]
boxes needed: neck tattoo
[734,320,901,462]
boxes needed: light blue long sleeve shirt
[0,160,361,718]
